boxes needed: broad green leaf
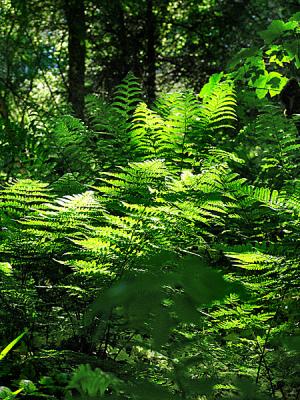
[0,331,27,361]
[290,12,300,22]
[251,72,287,98]
[259,20,298,43]
[256,88,268,99]
[228,47,259,69]
[18,380,37,394]
[252,75,268,99]
[267,72,288,97]
[0,387,12,400]
[0,263,12,276]
[285,40,300,60]
[199,73,223,99]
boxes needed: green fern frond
[236,104,300,188]
[55,115,89,149]
[85,94,116,135]
[165,91,200,167]
[51,173,85,196]
[112,72,142,129]
[206,148,245,165]
[225,249,281,270]
[40,191,104,228]
[95,160,169,203]
[54,115,95,174]
[85,94,125,140]
[131,91,201,168]
[130,102,168,159]
[0,179,51,219]
[84,94,133,169]
[198,81,237,133]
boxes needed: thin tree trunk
[0,96,8,121]
[64,0,86,119]
[145,0,156,102]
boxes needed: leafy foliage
[0,12,300,400]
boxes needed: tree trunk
[64,0,86,119]
[145,0,156,102]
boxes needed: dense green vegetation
[0,1,300,399]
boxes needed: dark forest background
[0,0,298,121]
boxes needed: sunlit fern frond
[165,91,200,167]
[2,191,105,276]
[95,159,170,205]
[224,247,282,271]
[198,81,237,134]
[25,191,104,234]
[130,102,169,160]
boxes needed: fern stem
[255,287,288,398]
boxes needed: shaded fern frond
[236,104,300,188]
[0,179,51,219]
[85,94,120,136]
[112,72,142,131]
[51,173,86,196]
[55,115,89,149]
[54,115,96,175]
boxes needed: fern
[224,248,282,271]
[85,94,132,168]
[198,81,237,137]
[0,66,300,399]
[85,94,117,136]
[54,74,143,174]
[0,179,51,219]
[128,83,237,172]
[54,115,96,175]
[50,173,86,196]
[235,104,300,188]
[130,102,169,160]
[130,91,205,170]
[112,72,142,132]
[66,364,121,398]
[164,91,200,169]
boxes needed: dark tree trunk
[145,0,156,102]
[64,0,86,119]
[0,96,9,121]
